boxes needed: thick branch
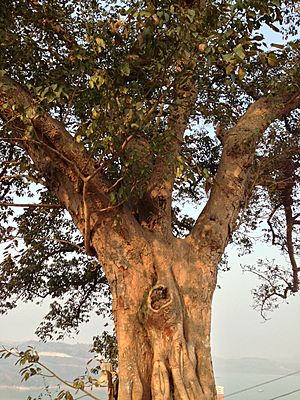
[25,0,79,50]
[191,88,300,264]
[0,74,113,254]
[279,157,299,291]
[145,76,197,235]
[0,76,97,179]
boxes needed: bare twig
[105,176,124,193]
[24,236,84,252]
[34,361,100,400]
[0,174,44,184]
[0,202,62,208]
[267,204,281,245]
[283,190,299,292]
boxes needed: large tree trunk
[94,220,217,400]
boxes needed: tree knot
[149,285,171,311]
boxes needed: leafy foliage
[0,0,299,341]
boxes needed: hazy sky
[211,244,300,362]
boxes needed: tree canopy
[0,0,300,343]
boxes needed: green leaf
[267,53,279,67]
[233,44,245,60]
[238,66,245,80]
[40,87,50,98]
[109,192,117,205]
[96,76,105,88]
[120,62,130,76]
[95,37,106,48]
[25,107,35,119]
[187,9,196,22]
[222,53,234,63]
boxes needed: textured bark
[92,219,217,400]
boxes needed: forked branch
[146,76,197,235]
[191,88,300,265]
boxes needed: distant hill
[0,340,96,388]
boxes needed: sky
[211,244,300,362]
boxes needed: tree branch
[191,87,300,265]
[0,74,116,254]
[25,0,79,50]
[0,202,62,208]
[267,204,281,246]
[278,137,299,292]
[0,174,44,185]
[0,75,97,180]
[145,76,197,235]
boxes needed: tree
[0,0,300,398]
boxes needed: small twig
[1,160,22,165]
[121,134,134,152]
[2,135,100,256]
[1,348,99,400]
[0,202,62,208]
[0,115,20,130]
[0,136,86,179]
[25,0,79,49]
[98,201,125,213]
[82,178,92,255]
[267,204,281,245]
[283,198,299,292]
[63,84,81,124]
[105,176,124,193]
[35,139,86,180]
[0,174,44,184]
[81,133,136,254]
[35,361,100,400]
[27,236,84,252]
[82,164,106,256]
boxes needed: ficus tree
[0,0,300,399]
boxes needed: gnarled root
[143,279,206,400]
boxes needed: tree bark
[91,217,217,400]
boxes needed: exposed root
[152,360,171,399]
[170,340,204,399]
[143,274,206,399]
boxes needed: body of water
[2,372,300,399]
[216,371,300,399]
